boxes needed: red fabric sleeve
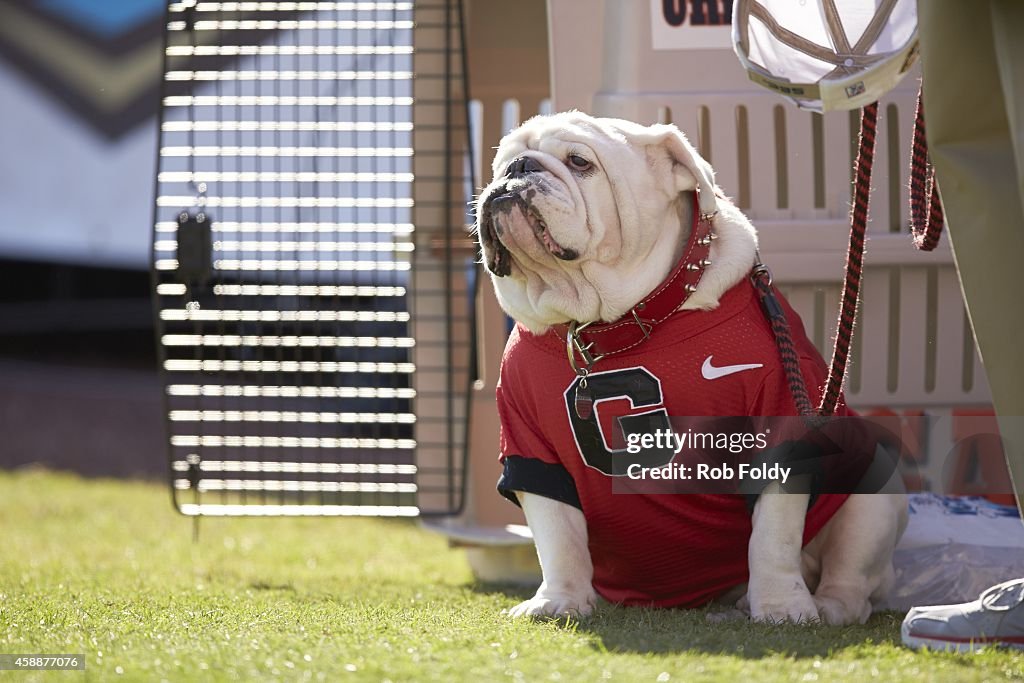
[495,372,562,466]
[495,357,582,509]
[494,325,565,466]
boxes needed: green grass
[1,470,1021,682]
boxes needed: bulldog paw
[813,589,871,625]
[748,578,820,624]
[507,586,597,620]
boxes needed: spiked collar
[556,196,716,376]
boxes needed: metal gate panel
[409,1,473,517]
[152,0,470,516]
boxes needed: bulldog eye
[567,154,592,172]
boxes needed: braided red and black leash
[909,89,944,251]
[751,268,817,418]
[756,88,942,421]
[753,102,877,421]
[818,101,877,417]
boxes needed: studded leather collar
[556,195,716,375]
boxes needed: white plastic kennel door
[152,1,471,516]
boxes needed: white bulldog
[475,111,907,625]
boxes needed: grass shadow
[466,580,535,601]
[249,581,296,592]
[469,581,914,659]
[548,603,911,659]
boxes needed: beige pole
[918,0,1024,506]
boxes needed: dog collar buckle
[567,321,604,420]
[557,193,711,378]
[566,321,603,420]
[567,320,605,375]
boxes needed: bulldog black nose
[505,156,544,178]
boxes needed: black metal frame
[150,0,474,518]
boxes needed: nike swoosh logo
[701,355,764,380]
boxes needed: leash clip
[751,261,773,286]
[751,263,784,320]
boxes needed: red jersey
[496,279,851,608]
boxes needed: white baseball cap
[732,0,919,112]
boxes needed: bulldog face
[475,111,723,334]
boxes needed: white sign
[651,0,734,50]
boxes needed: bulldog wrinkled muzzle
[479,174,579,276]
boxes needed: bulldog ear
[648,124,719,218]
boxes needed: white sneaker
[902,578,1024,652]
